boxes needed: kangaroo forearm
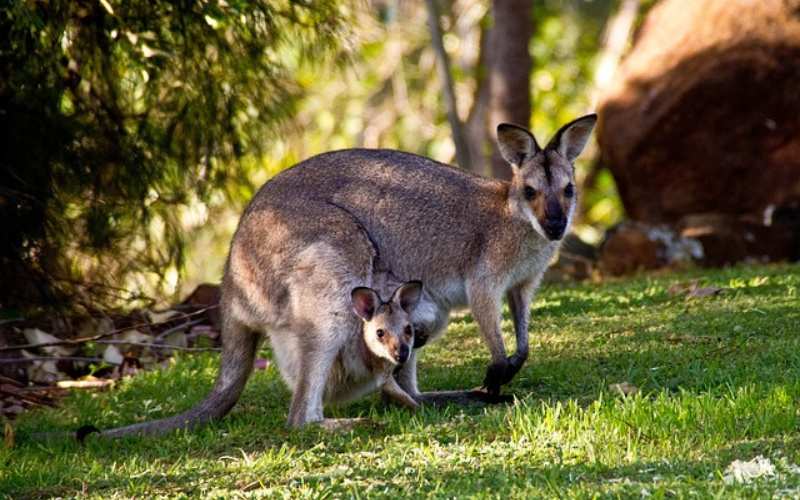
[468,287,506,362]
[382,378,419,410]
[507,285,533,360]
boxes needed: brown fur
[93,115,596,437]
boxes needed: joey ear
[546,113,597,163]
[351,287,380,321]
[392,280,423,314]
[496,123,540,168]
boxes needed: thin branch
[591,0,640,106]
[153,318,206,342]
[425,0,473,171]
[0,305,218,353]
[95,340,221,352]
[0,356,103,365]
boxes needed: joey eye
[376,329,385,339]
[404,325,413,337]
[523,185,537,201]
[564,183,575,198]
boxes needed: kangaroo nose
[543,220,566,240]
[397,344,410,364]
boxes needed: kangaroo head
[497,114,597,241]
[350,281,422,365]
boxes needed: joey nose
[543,220,566,240]
[397,344,410,364]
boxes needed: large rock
[598,222,703,276]
[597,0,800,224]
[678,212,799,266]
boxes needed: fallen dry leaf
[76,317,115,339]
[56,376,114,390]
[22,328,75,357]
[102,345,124,365]
[667,281,696,296]
[609,382,639,397]
[4,422,14,449]
[665,334,718,344]
[162,330,188,350]
[687,286,724,298]
[668,280,726,299]
[147,309,179,324]
[189,324,219,340]
[115,328,152,345]
[117,356,143,378]
[3,404,24,416]
[22,350,64,384]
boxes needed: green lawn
[3,264,800,498]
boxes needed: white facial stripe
[363,325,398,364]
[522,201,548,239]
[565,197,576,231]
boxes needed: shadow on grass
[14,296,799,443]
[386,435,800,497]
[38,432,800,498]
[8,264,799,498]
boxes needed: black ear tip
[582,113,598,123]
[76,424,100,444]
[497,122,526,133]
[399,280,423,298]
[351,286,372,299]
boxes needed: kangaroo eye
[376,329,385,339]
[523,186,537,200]
[564,183,575,198]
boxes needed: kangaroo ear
[546,113,597,163]
[392,281,423,314]
[351,287,380,321]
[496,123,540,168]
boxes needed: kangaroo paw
[467,387,514,405]
[482,355,525,395]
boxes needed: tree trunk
[580,0,639,218]
[486,0,534,180]
[464,15,492,177]
[425,0,473,172]
[591,0,640,107]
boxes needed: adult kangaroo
[96,114,596,436]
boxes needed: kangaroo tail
[94,324,259,439]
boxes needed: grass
[2,263,800,498]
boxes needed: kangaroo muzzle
[541,195,567,240]
[396,343,410,364]
[543,218,566,240]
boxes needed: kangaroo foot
[483,356,524,396]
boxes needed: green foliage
[178,1,653,293]
[4,263,800,496]
[0,0,352,310]
[531,0,609,133]
[1,0,655,307]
